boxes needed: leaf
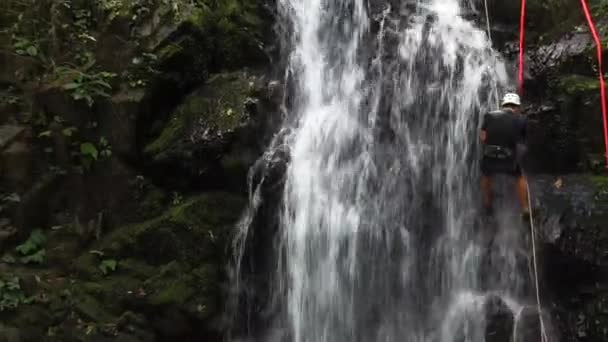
[15,229,45,255]
[91,79,112,89]
[20,249,46,265]
[1,255,16,264]
[38,130,52,138]
[80,143,98,160]
[92,89,110,98]
[4,193,20,203]
[99,259,117,275]
[62,82,81,90]
[6,277,20,290]
[89,250,104,257]
[26,46,38,57]
[62,127,77,137]
[13,40,28,49]
[15,241,37,255]
[29,229,46,246]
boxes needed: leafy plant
[79,137,112,170]
[172,192,183,206]
[12,36,39,57]
[15,229,46,265]
[0,276,32,311]
[99,259,117,275]
[125,52,159,88]
[0,86,21,105]
[55,66,116,106]
[99,137,112,158]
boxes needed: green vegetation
[559,75,600,95]
[145,72,255,156]
[15,229,47,265]
[0,0,268,338]
[55,66,117,107]
[99,259,118,275]
[0,276,32,311]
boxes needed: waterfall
[232,0,551,341]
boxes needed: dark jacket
[481,109,527,150]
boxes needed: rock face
[143,71,282,192]
[0,0,607,341]
[531,175,608,342]
[0,0,276,340]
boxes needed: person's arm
[480,113,488,143]
[518,116,528,144]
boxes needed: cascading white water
[233,0,550,341]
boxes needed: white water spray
[233,0,552,341]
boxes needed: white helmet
[501,93,521,107]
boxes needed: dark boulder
[531,174,608,342]
[143,71,282,192]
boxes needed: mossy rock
[99,192,246,266]
[154,34,210,90]
[145,72,258,158]
[143,261,219,320]
[558,75,601,95]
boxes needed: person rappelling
[480,92,530,220]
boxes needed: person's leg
[481,174,493,213]
[516,174,530,214]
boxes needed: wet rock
[143,71,281,191]
[0,218,17,251]
[96,89,145,159]
[98,192,245,265]
[0,125,32,191]
[513,306,545,342]
[0,126,27,150]
[532,174,608,267]
[57,193,247,340]
[526,33,595,78]
[484,295,514,342]
[0,142,32,192]
[530,174,608,342]
[0,51,41,86]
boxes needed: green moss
[74,294,114,323]
[144,72,254,157]
[203,73,252,130]
[590,175,608,189]
[559,75,600,95]
[99,193,246,265]
[117,258,156,279]
[143,113,186,156]
[147,277,195,306]
[187,6,211,28]
[144,261,193,306]
[72,253,99,278]
[5,304,51,332]
[157,42,184,63]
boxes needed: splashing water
[232,0,552,341]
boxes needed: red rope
[518,0,526,95]
[579,0,608,169]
